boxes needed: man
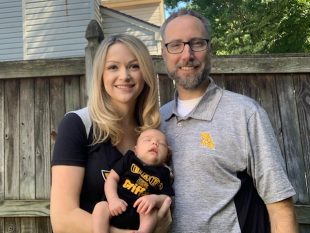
[159,9,298,233]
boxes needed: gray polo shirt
[160,77,295,233]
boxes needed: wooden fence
[0,58,86,233]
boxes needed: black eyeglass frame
[164,38,210,54]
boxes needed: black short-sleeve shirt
[113,150,174,205]
[51,112,123,213]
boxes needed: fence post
[85,20,104,99]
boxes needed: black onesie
[109,150,174,229]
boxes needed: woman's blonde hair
[88,34,160,145]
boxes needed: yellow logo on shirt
[200,132,215,150]
[131,163,162,188]
[123,179,146,196]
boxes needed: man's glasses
[164,38,209,54]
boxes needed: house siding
[0,0,162,61]
[101,8,161,55]
[0,1,23,61]
[114,3,163,26]
[94,0,102,24]
[24,0,92,60]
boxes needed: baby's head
[134,128,170,166]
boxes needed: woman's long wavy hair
[88,34,160,145]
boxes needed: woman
[50,34,172,233]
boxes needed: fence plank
[35,78,51,199]
[21,218,36,233]
[276,74,309,203]
[36,218,52,233]
[157,74,174,106]
[211,55,310,74]
[0,200,49,217]
[4,80,20,199]
[296,205,310,224]
[300,225,310,233]
[50,77,66,157]
[152,55,310,74]
[224,74,246,96]
[79,75,87,107]
[34,78,53,233]
[212,74,226,90]
[65,76,81,112]
[0,58,85,79]
[294,74,310,202]
[4,218,20,233]
[20,79,37,233]
[20,79,35,199]
[0,80,3,232]
[255,74,284,155]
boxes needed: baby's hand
[133,195,157,215]
[108,197,128,216]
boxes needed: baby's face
[134,129,169,166]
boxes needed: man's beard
[167,62,210,90]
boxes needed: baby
[92,128,174,233]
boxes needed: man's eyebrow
[166,39,183,43]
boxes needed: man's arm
[266,197,299,233]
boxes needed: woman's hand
[134,194,159,214]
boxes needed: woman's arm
[51,166,133,233]
[50,165,92,233]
